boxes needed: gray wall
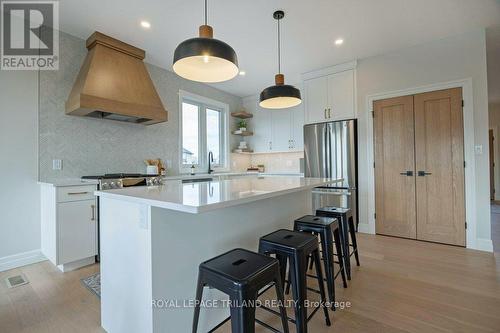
[39,32,242,181]
[0,70,40,260]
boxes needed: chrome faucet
[208,151,214,174]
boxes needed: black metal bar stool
[192,248,289,333]
[292,215,347,307]
[259,229,331,333]
[316,207,360,280]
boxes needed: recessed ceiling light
[335,38,344,46]
[140,21,151,29]
[239,70,246,76]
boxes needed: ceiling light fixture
[335,38,344,46]
[172,0,239,83]
[140,21,151,29]
[239,70,246,76]
[259,10,301,109]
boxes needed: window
[180,91,229,172]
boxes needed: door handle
[324,108,327,119]
[328,108,331,118]
[417,171,432,176]
[91,204,96,221]
[399,171,413,176]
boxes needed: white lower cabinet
[58,199,97,265]
[41,183,97,272]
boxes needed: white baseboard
[358,223,375,234]
[0,249,47,272]
[475,238,494,252]
[57,256,95,272]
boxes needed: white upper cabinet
[327,70,355,121]
[271,109,292,152]
[246,100,272,152]
[304,76,329,124]
[303,61,356,124]
[290,103,304,151]
[244,96,305,153]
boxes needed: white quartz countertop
[162,172,303,181]
[95,176,341,214]
[38,179,99,187]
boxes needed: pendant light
[260,11,301,109]
[173,0,239,83]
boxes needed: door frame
[490,126,500,201]
[364,78,477,249]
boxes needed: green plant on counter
[237,120,247,129]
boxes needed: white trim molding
[476,238,494,252]
[301,60,357,81]
[364,78,487,250]
[178,90,230,174]
[0,249,46,272]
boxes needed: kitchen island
[95,176,340,333]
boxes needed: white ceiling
[58,0,500,97]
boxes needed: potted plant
[237,120,247,132]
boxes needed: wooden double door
[373,88,465,246]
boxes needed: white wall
[0,70,41,266]
[356,29,491,246]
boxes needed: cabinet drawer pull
[328,108,331,118]
[91,204,96,221]
[324,108,327,119]
[68,191,89,195]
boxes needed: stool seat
[201,248,277,286]
[260,229,318,253]
[294,215,339,228]
[317,207,351,215]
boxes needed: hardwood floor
[1,234,499,333]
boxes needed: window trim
[179,90,230,174]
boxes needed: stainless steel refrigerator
[304,119,358,229]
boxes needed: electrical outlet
[474,145,483,155]
[165,159,172,169]
[52,159,62,170]
[286,160,293,167]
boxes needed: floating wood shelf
[232,130,253,136]
[232,148,254,154]
[231,111,253,119]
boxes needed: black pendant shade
[259,10,302,109]
[173,36,238,83]
[260,84,302,109]
[172,0,239,83]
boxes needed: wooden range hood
[66,32,167,125]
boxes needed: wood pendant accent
[275,74,285,85]
[199,25,213,38]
